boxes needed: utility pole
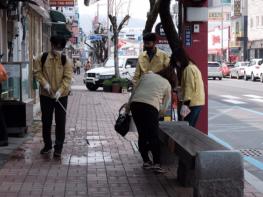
[242,0,248,61]
[221,3,224,61]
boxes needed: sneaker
[152,164,167,173]
[53,149,62,158]
[142,161,153,170]
[40,146,52,154]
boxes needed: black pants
[130,102,160,164]
[184,106,202,127]
[40,95,68,150]
[76,67,80,74]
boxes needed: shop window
[1,62,30,101]
[256,16,259,26]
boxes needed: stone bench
[158,121,244,197]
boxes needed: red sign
[49,0,74,6]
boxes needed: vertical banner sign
[234,0,241,16]
[49,0,74,6]
[184,26,192,47]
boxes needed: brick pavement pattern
[0,73,262,197]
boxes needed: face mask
[53,50,63,55]
[144,47,154,53]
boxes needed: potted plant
[103,79,112,92]
[120,78,129,93]
[111,77,122,93]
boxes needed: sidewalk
[0,73,262,197]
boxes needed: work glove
[180,105,191,118]
[54,90,61,101]
[43,83,51,94]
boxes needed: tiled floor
[0,73,262,197]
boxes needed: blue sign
[184,26,192,47]
[88,34,102,41]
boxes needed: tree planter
[112,83,121,93]
[103,85,112,92]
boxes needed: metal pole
[243,0,248,61]
[107,0,111,58]
[221,3,224,61]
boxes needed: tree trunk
[113,32,120,77]
[143,0,160,35]
[159,0,181,66]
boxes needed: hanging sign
[49,0,74,7]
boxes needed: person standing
[132,33,170,85]
[127,66,177,173]
[33,35,73,157]
[175,49,205,127]
[75,59,81,75]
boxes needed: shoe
[40,146,52,154]
[53,149,62,158]
[152,164,167,173]
[142,161,153,170]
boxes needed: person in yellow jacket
[33,35,73,157]
[132,33,170,85]
[175,49,205,127]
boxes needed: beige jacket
[33,52,73,98]
[133,48,170,85]
[131,73,171,114]
[181,62,205,107]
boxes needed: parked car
[229,61,249,79]
[83,56,138,91]
[244,58,263,81]
[208,62,223,80]
[219,63,234,77]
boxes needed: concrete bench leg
[195,151,244,197]
[177,159,195,187]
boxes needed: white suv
[244,58,263,81]
[83,56,138,91]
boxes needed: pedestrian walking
[33,35,73,158]
[132,32,170,85]
[174,49,205,127]
[126,66,177,173]
[75,59,81,75]
[84,60,91,72]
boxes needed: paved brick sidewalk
[0,72,262,197]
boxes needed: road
[208,78,263,193]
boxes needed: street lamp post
[221,3,224,61]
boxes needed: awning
[29,4,50,20]
[49,10,66,23]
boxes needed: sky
[78,0,150,34]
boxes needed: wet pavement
[0,72,262,197]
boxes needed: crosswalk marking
[220,95,241,99]
[244,94,263,99]
[222,99,246,104]
[249,99,263,103]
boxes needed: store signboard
[234,0,241,16]
[49,0,74,7]
[184,26,192,47]
[208,12,223,21]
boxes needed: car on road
[220,63,234,77]
[244,58,263,81]
[83,56,138,91]
[208,62,223,80]
[229,61,249,79]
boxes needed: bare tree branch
[117,15,130,32]
[143,0,160,35]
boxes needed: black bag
[114,104,131,137]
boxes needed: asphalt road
[208,77,263,191]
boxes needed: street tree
[109,14,130,77]
[143,0,161,35]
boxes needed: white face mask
[52,49,63,55]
